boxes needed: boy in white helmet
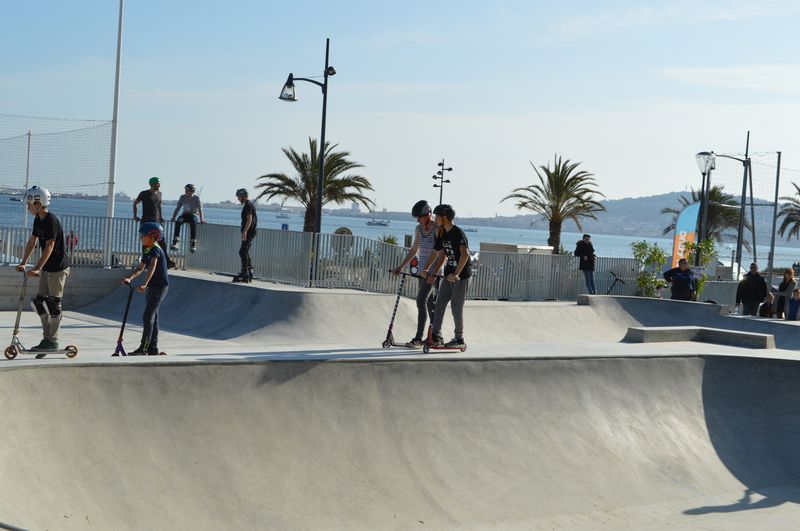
[16,186,71,352]
[170,183,205,252]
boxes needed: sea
[2,194,798,266]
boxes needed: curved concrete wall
[0,266,126,311]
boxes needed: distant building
[350,202,360,213]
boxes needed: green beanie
[149,176,160,186]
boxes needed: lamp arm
[292,77,325,89]
[714,153,747,164]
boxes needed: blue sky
[2,0,800,216]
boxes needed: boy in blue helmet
[122,222,169,355]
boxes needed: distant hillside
[333,191,800,249]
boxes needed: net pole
[735,160,748,281]
[767,151,782,288]
[104,0,124,267]
[748,160,757,264]
[22,130,32,228]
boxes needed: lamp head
[695,151,716,174]
[326,66,336,76]
[279,74,297,101]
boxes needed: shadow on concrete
[685,356,800,517]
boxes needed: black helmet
[185,183,196,192]
[433,204,455,219]
[411,200,431,218]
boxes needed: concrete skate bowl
[73,275,630,346]
[2,355,800,530]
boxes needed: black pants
[173,212,198,241]
[239,238,253,273]
[415,277,438,339]
[777,296,787,318]
[141,286,168,351]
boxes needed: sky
[2,0,800,217]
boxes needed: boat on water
[276,212,290,219]
[366,219,390,227]
[9,197,21,202]
[463,227,478,233]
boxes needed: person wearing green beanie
[133,177,176,269]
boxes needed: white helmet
[25,186,51,207]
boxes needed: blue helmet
[138,221,163,240]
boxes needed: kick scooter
[382,271,412,348]
[4,268,78,360]
[113,281,167,356]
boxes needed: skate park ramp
[2,356,800,529]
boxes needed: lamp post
[279,38,336,234]
[694,151,715,266]
[431,159,453,205]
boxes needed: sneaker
[167,260,177,270]
[129,345,147,356]
[430,335,445,347]
[147,349,161,356]
[190,242,197,253]
[445,338,465,348]
[405,337,424,348]
[31,339,58,351]
[169,243,179,251]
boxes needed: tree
[500,155,605,254]
[777,182,800,240]
[256,138,374,232]
[661,185,751,249]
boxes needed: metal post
[748,160,757,264]
[104,0,124,267]
[767,151,782,288]
[439,158,445,204]
[695,171,707,266]
[23,131,31,228]
[735,161,748,281]
[315,38,330,235]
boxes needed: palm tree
[500,155,605,254]
[777,182,800,240]
[661,185,751,249]
[256,138,374,232]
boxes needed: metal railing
[1,215,641,301]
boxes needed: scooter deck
[4,341,79,360]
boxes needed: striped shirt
[418,223,442,273]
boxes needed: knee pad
[32,295,47,316]
[44,296,62,317]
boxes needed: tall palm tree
[500,155,605,254]
[777,182,800,240]
[256,138,374,232]
[661,185,751,249]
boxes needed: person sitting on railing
[170,183,205,253]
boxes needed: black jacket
[663,267,696,297]
[736,272,768,305]
[574,240,596,271]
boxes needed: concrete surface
[0,266,123,311]
[2,271,800,530]
[623,325,776,349]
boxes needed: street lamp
[432,159,453,205]
[695,151,716,266]
[278,38,336,234]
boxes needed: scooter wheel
[4,345,18,360]
[65,345,78,359]
[422,345,430,354]
[382,340,391,349]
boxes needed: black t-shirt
[32,212,69,272]
[241,200,257,239]
[136,189,162,222]
[140,243,169,289]
[434,225,471,279]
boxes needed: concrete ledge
[623,326,775,349]
[0,266,126,311]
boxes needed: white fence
[0,216,639,301]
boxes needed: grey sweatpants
[432,276,470,340]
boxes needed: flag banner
[671,203,700,267]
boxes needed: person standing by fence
[16,186,70,352]
[233,188,257,283]
[574,234,597,295]
[392,199,441,348]
[133,177,176,269]
[776,268,796,319]
[663,258,696,301]
[735,262,768,316]
[170,183,205,253]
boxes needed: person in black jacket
[663,258,696,301]
[735,263,768,316]
[574,234,597,295]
